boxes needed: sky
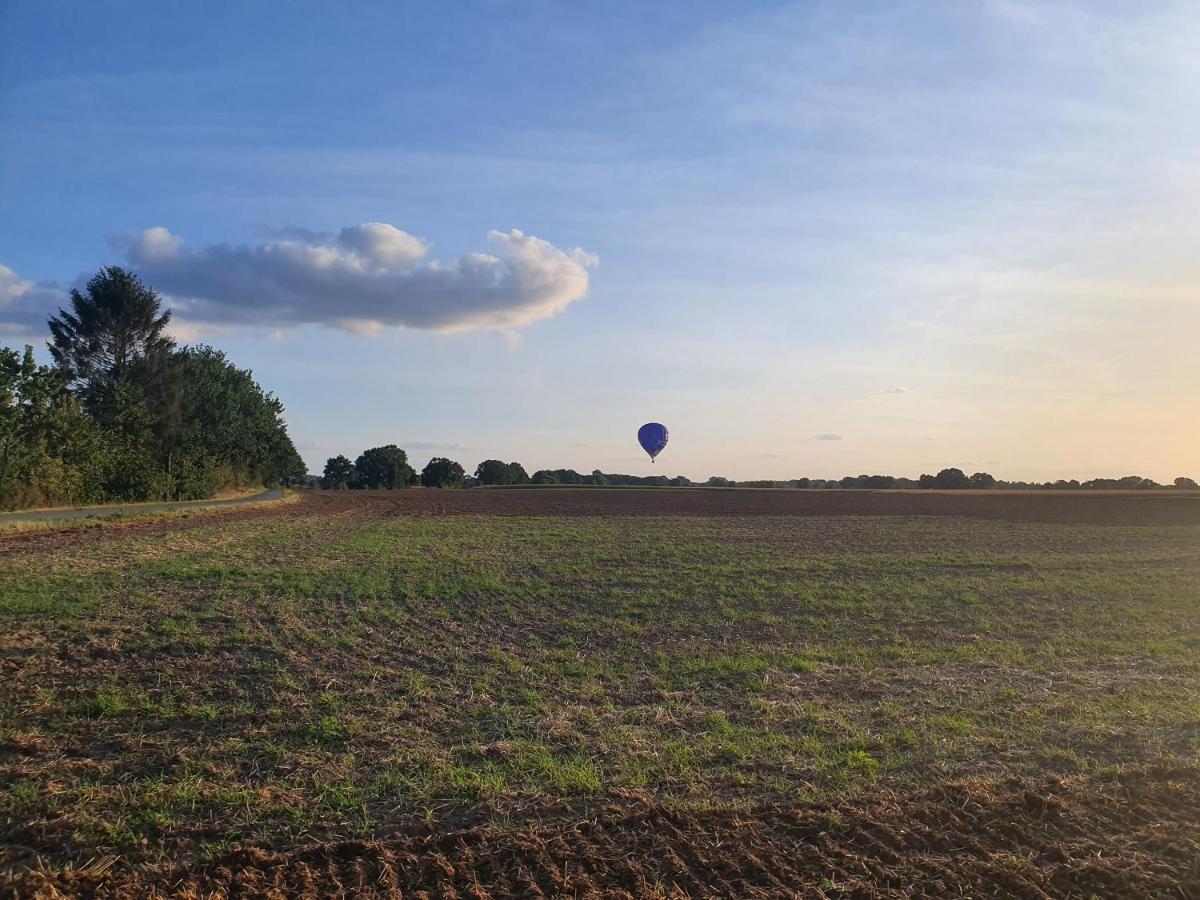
[2,0,1197,482]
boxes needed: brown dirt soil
[378,487,1200,524]
[6,764,1197,899]
[3,487,1197,561]
[0,491,380,556]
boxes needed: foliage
[47,266,174,399]
[143,346,306,498]
[930,468,971,489]
[0,269,305,510]
[322,455,357,490]
[421,457,466,488]
[531,468,678,487]
[0,346,109,509]
[355,445,415,489]
[474,460,530,485]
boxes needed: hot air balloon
[637,422,669,463]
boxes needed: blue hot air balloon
[638,422,669,462]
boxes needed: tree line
[318,457,699,489]
[319,458,1198,492]
[0,267,305,510]
[322,448,475,489]
[708,468,1196,490]
[323,452,536,489]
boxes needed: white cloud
[0,264,68,339]
[814,433,844,441]
[110,225,597,335]
[165,320,233,343]
[0,265,29,306]
[336,223,426,268]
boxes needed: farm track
[8,764,1198,899]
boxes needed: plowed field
[3,489,1198,897]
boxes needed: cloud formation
[0,264,67,339]
[110,224,597,335]
[814,433,844,441]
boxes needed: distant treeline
[321,457,691,489]
[523,467,1196,490]
[728,469,1198,490]
[318,458,1199,492]
[321,447,471,489]
[0,267,305,511]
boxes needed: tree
[0,345,112,509]
[355,445,414,489]
[1174,477,1198,490]
[475,459,507,485]
[323,455,356,490]
[421,457,465,488]
[45,267,179,500]
[532,468,584,485]
[706,476,732,487]
[969,472,996,489]
[475,459,529,486]
[2,267,304,508]
[160,346,305,497]
[931,467,971,489]
[48,266,175,394]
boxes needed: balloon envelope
[637,422,669,461]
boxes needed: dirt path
[0,489,284,525]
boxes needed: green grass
[1,508,1198,871]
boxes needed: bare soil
[3,488,1198,898]
[3,487,1198,560]
[7,765,1197,899]
[379,486,1200,524]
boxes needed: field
[2,488,1199,897]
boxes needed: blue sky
[2,1,1197,480]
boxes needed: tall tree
[421,457,465,488]
[48,266,175,392]
[475,459,530,485]
[163,346,306,497]
[323,455,357,490]
[931,468,971,489]
[0,345,111,509]
[475,459,509,485]
[355,445,414,489]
